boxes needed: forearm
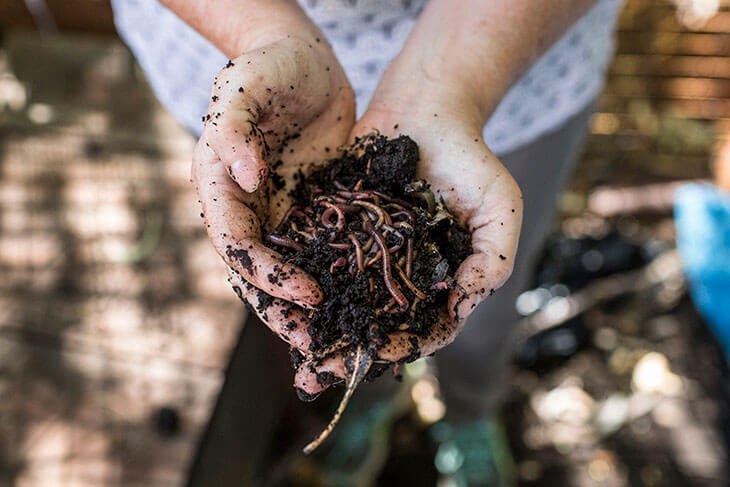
[159,0,322,57]
[371,0,597,126]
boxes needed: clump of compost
[262,134,472,452]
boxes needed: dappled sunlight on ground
[0,34,243,486]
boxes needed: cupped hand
[249,90,523,397]
[194,36,355,310]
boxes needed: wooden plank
[618,6,730,33]
[0,0,115,34]
[604,76,730,100]
[616,32,730,56]
[599,94,730,119]
[610,54,730,79]
[0,1,34,31]
[585,136,712,156]
[588,110,730,126]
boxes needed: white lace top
[111,0,621,155]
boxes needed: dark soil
[262,135,471,368]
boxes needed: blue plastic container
[675,183,730,357]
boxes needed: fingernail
[231,160,267,192]
[229,159,248,185]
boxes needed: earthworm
[394,263,427,300]
[389,240,404,253]
[405,238,413,277]
[265,234,305,251]
[353,200,392,227]
[333,195,349,204]
[342,204,362,213]
[365,250,382,268]
[390,210,415,222]
[381,224,406,252]
[382,196,414,210]
[362,237,374,253]
[431,281,450,290]
[364,221,408,310]
[291,209,314,226]
[294,229,316,241]
[348,234,365,273]
[394,221,414,234]
[381,298,396,314]
[329,256,347,273]
[290,222,315,241]
[409,297,421,319]
[321,202,345,232]
[337,190,374,201]
[372,191,394,202]
[276,205,300,231]
[265,171,456,330]
[313,194,335,205]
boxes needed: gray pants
[436,103,595,422]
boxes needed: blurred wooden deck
[578,0,730,196]
[0,1,729,486]
[0,35,244,486]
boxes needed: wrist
[223,13,324,58]
[367,61,499,131]
[160,0,326,58]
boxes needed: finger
[227,268,314,351]
[293,311,462,398]
[294,354,346,399]
[204,41,333,192]
[204,112,269,193]
[449,171,523,321]
[292,308,465,398]
[194,137,323,307]
[375,308,461,363]
[290,313,462,397]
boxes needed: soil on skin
[262,135,472,367]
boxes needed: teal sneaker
[430,418,516,487]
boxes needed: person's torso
[112,0,622,155]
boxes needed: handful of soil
[262,134,472,452]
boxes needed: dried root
[303,345,374,454]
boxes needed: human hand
[249,79,523,398]
[194,36,355,311]
[348,98,523,346]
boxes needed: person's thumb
[203,39,333,192]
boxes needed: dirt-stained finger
[228,268,315,351]
[448,176,523,321]
[293,354,347,399]
[194,136,323,307]
[203,41,333,193]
